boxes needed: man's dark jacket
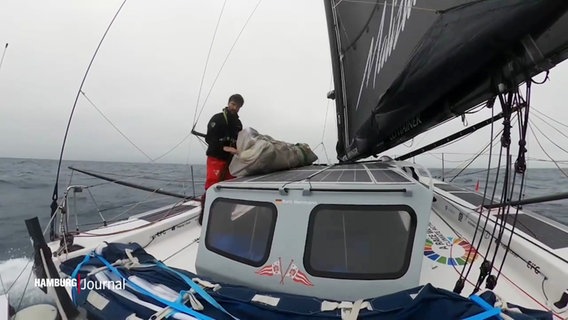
[205,108,243,160]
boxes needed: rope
[533,107,568,129]
[454,107,499,294]
[529,123,568,179]
[15,264,34,312]
[192,0,229,129]
[530,117,568,156]
[193,0,264,125]
[80,91,153,161]
[50,0,129,241]
[0,43,8,74]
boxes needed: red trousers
[205,156,235,190]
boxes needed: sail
[325,0,568,162]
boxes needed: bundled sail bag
[60,243,553,320]
[229,127,318,177]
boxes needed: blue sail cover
[60,243,552,320]
[325,0,568,161]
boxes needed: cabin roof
[219,162,416,189]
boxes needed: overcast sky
[1,0,568,168]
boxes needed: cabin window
[205,198,277,267]
[304,204,416,279]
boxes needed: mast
[323,0,347,160]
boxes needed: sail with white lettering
[325,0,568,161]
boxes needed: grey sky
[1,0,567,168]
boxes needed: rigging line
[514,81,531,174]
[476,91,518,292]
[484,156,518,292]
[108,191,167,223]
[532,107,568,129]
[194,0,264,125]
[152,132,193,163]
[428,151,505,156]
[495,171,526,282]
[469,147,505,293]
[5,258,32,294]
[49,0,128,241]
[0,43,8,74]
[69,166,194,199]
[163,237,200,262]
[486,148,517,283]
[456,107,497,290]
[320,77,333,142]
[443,112,515,178]
[15,264,34,312]
[316,76,333,164]
[465,102,488,114]
[448,126,504,182]
[529,118,568,156]
[427,153,497,164]
[321,143,331,165]
[528,123,568,179]
[470,90,517,292]
[531,112,568,144]
[80,91,153,161]
[71,167,200,184]
[192,0,228,129]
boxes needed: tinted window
[205,198,277,267]
[304,205,416,279]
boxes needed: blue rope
[94,253,214,320]
[463,294,503,320]
[70,253,92,304]
[156,261,239,319]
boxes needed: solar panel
[228,163,409,184]
[331,164,362,170]
[253,169,320,182]
[435,183,465,192]
[364,162,395,169]
[450,192,498,206]
[498,214,568,249]
[369,170,410,182]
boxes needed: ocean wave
[0,257,54,311]
[0,179,14,186]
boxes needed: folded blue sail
[60,243,552,320]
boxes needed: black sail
[325,0,568,162]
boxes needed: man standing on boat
[199,94,244,224]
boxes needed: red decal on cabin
[256,258,314,287]
[256,259,282,277]
[285,262,314,287]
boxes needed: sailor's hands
[223,146,238,155]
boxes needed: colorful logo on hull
[424,225,477,265]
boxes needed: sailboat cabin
[196,161,433,301]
